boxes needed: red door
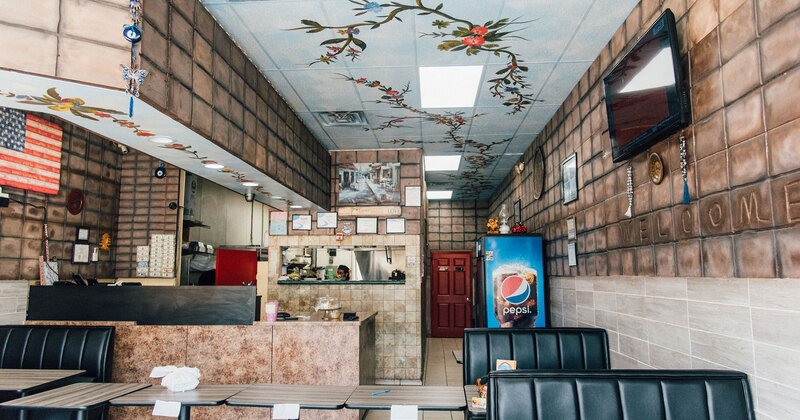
[431,251,473,337]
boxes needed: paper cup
[264,301,279,322]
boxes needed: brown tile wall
[0,114,122,281]
[427,200,489,251]
[490,0,800,280]
[0,0,131,88]
[269,148,426,382]
[113,151,180,278]
[138,0,330,208]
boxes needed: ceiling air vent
[315,111,368,127]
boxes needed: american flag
[0,107,63,195]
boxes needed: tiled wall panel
[552,275,800,419]
[491,1,800,418]
[113,152,180,278]
[139,0,331,208]
[0,0,131,87]
[490,1,800,279]
[427,200,490,251]
[0,114,122,281]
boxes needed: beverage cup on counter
[264,301,279,322]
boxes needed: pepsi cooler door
[483,236,546,328]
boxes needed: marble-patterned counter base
[27,314,375,420]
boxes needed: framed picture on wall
[76,227,89,242]
[338,162,401,204]
[291,214,312,231]
[513,200,521,224]
[72,243,90,264]
[269,212,288,236]
[317,212,337,229]
[405,186,421,207]
[356,217,378,234]
[567,217,576,240]
[562,153,578,204]
[386,217,406,234]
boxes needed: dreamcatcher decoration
[624,165,633,218]
[680,135,689,204]
[121,0,148,117]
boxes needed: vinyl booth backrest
[0,325,115,382]
[463,328,610,386]
[487,370,756,420]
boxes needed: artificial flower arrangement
[512,222,527,233]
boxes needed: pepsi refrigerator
[474,235,547,328]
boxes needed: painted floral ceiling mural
[201,0,638,199]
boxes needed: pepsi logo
[501,275,530,305]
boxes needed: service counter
[27,309,375,419]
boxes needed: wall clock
[67,189,84,215]
[532,147,545,200]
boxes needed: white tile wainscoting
[550,275,800,419]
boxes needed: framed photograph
[567,217,576,240]
[562,153,578,204]
[356,217,378,234]
[513,200,521,224]
[386,217,406,234]
[291,214,312,231]
[269,212,288,236]
[405,185,422,207]
[338,162,401,204]
[317,212,337,229]
[76,227,89,242]
[568,242,577,266]
[72,243,90,264]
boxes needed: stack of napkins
[149,366,201,392]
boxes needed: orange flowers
[461,36,485,47]
[470,26,488,35]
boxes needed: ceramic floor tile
[365,338,464,420]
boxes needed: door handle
[466,298,471,302]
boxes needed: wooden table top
[1,383,148,410]
[227,384,356,409]
[0,369,86,393]
[453,350,463,364]
[463,385,485,414]
[109,385,247,407]
[345,385,466,411]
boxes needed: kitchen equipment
[314,296,342,320]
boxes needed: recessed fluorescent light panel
[424,155,461,171]
[419,66,483,108]
[427,190,453,200]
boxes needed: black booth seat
[463,328,610,420]
[487,369,755,420]
[463,328,610,385]
[0,325,115,420]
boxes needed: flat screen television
[603,9,690,163]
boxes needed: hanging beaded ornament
[624,165,633,218]
[680,135,689,204]
[121,0,148,117]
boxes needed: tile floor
[364,337,465,420]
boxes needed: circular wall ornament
[532,147,545,200]
[648,152,664,184]
[67,189,84,215]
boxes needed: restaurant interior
[0,0,798,418]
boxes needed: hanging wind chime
[680,135,690,204]
[624,165,633,218]
[121,0,148,117]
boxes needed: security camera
[244,192,254,202]
[118,144,129,154]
